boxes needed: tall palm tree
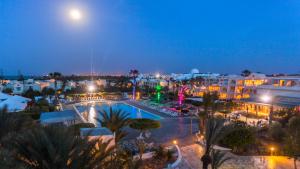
[12,125,114,169]
[241,69,251,77]
[198,110,207,135]
[201,118,226,169]
[95,106,131,144]
[129,69,139,100]
[49,72,62,100]
[211,149,232,169]
[198,92,219,135]
[0,106,33,143]
[0,106,33,169]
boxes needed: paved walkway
[181,144,299,169]
[124,100,199,146]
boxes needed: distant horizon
[2,70,300,77]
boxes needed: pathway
[181,144,299,169]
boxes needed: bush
[220,127,255,153]
[153,145,174,162]
[269,122,286,142]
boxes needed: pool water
[76,102,162,125]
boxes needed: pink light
[178,86,187,106]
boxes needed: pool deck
[124,100,172,118]
[124,100,199,146]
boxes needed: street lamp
[173,140,177,145]
[261,95,271,103]
[260,94,273,125]
[155,73,160,79]
[88,85,95,93]
[270,146,275,156]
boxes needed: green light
[157,92,161,102]
[156,85,162,91]
[156,84,162,103]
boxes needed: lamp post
[270,146,275,156]
[260,94,273,125]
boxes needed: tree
[220,126,255,153]
[96,107,130,143]
[269,122,286,142]
[219,100,235,118]
[198,92,220,135]
[129,118,160,139]
[241,69,251,77]
[23,87,41,100]
[129,69,139,100]
[49,72,62,100]
[201,118,227,169]
[284,116,300,169]
[42,87,55,96]
[198,110,208,135]
[2,88,12,94]
[136,139,146,160]
[273,108,299,127]
[0,106,34,169]
[12,125,114,169]
[211,150,232,169]
[0,106,33,143]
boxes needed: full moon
[69,8,82,20]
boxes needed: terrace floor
[181,144,299,169]
[124,100,199,146]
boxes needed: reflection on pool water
[76,102,162,126]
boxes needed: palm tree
[211,149,232,169]
[95,107,131,144]
[201,118,226,169]
[0,106,33,169]
[12,125,114,169]
[198,110,207,135]
[284,116,300,169]
[241,69,251,77]
[198,92,219,135]
[0,106,33,143]
[49,72,62,100]
[108,147,142,169]
[129,69,139,100]
[129,118,161,139]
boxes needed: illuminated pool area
[75,102,163,125]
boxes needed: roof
[0,94,31,112]
[40,110,78,124]
[80,127,113,137]
[241,96,300,108]
[186,97,203,102]
[0,92,11,101]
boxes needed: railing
[72,104,88,123]
[168,145,182,168]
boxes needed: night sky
[1,0,300,75]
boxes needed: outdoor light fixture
[173,140,177,145]
[261,94,271,103]
[155,73,160,79]
[270,146,275,156]
[88,85,95,92]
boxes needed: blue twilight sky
[1,0,300,75]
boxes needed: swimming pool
[76,102,162,125]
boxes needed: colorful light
[178,86,187,106]
[156,84,162,103]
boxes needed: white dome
[191,68,200,74]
